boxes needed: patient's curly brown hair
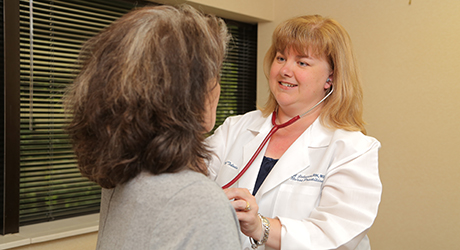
[64,5,229,189]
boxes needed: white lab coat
[206,110,382,250]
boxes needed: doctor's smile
[279,80,297,88]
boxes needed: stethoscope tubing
[221,87,334,189]
[221,112,299,189]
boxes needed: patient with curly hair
[65,5,240,249]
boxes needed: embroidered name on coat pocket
[290,173,324,183]
[224,160,238,170]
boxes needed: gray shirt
[97,170,241,250]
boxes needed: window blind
[18,0,136,226]
[17,0,256,227]
[217,20,258,131]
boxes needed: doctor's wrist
[249,214,270,249]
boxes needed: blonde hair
[262,15,366,134]
[65,5,229,188]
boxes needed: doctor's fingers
[224,187,253,201]
[231,199,258,213]
[225,188,259,213]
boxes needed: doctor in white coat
[207,15,382,250]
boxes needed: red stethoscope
[222,87,334,189]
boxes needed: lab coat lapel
[237,114,274,191]
[255,125,312,198]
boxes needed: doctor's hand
[224,188,264,240]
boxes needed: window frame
[2,0,21,235]
[1,0,257,235]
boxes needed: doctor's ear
[325,71,333,88]
[325,78,333,89]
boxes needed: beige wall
[16,0,460,249]
[257,0,460,249]
[154,0,274,23]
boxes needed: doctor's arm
[278,142,382,249]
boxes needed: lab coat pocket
[215,160,240,187]
[273,183,321,219]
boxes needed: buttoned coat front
[207,110,382,250]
